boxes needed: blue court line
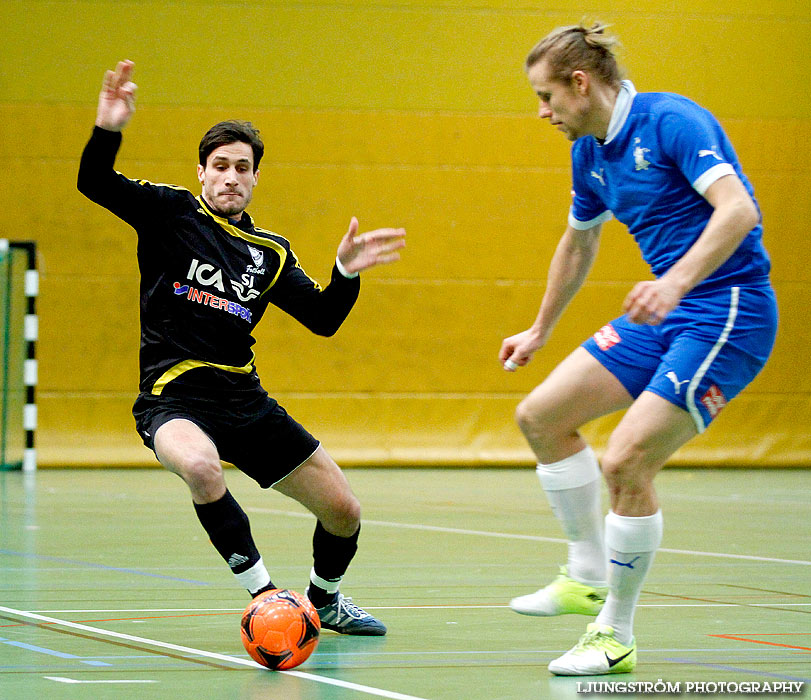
[0,636,112,666]
[0,549,211,585]
[666,658,810,683]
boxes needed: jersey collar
[603,80,637,145]
[197,195,255,236]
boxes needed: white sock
[536,446,606,586]
[596,510,663,645]
[310,567,341,594]
[235,557,272,595]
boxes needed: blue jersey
[569,82,771,294]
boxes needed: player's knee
[323,495,361,538]
[515,397,561,452]
[601,446,649,496]
[339,495,362,535]
[176,454,223,493]
[515,397,545,435]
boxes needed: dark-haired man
[78,60,405,635]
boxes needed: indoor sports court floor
[1,467,809,699]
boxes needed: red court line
[79,612,239,624]
[710,633,811,652]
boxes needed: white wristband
[335,256,359,279]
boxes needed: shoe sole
[510,604,557,616]
[320,622,387,636]
[549,661,636,675]
[509,602,603,616]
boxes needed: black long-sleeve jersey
[78,127,360,399]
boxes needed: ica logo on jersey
[187,258,261,302]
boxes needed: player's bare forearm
[660,182,758,296]
[501,223,600,370]
[532,224,601,335]
[623,176,758,324]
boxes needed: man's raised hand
[336,217,406,275]
[95,60,137,132]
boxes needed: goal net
[0,240,37,471]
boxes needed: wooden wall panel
[2,0,808,466]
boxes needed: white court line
[247,507,811,567]
[24,602,811,616]
[0,606,429,700]
[45,677,157,684]
[368,603,811,609]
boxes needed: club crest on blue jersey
[633,138,651,171]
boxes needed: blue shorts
[581,284,778,432]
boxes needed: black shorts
[132,391,320,488]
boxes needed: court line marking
[643,589,811,616]
[0,635,112,666]
[710,633,811,652]
[247,508,811,567]
[17,602,811,614]
[45,677,157,684]
[0,549,211,585]
[0,613,240,671]
[9,602,811,622]
[666,658,810,683]
[724,583,811,598]
[0,606,429,700]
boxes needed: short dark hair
[198,120,264,171]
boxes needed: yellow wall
[1,0,809,467]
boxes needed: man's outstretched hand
[95,60,137,132]
[336,217,406,275]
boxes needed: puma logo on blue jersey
[698,149,722,160]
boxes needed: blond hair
[525,22,622,88]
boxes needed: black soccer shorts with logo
[133,383,320,488]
